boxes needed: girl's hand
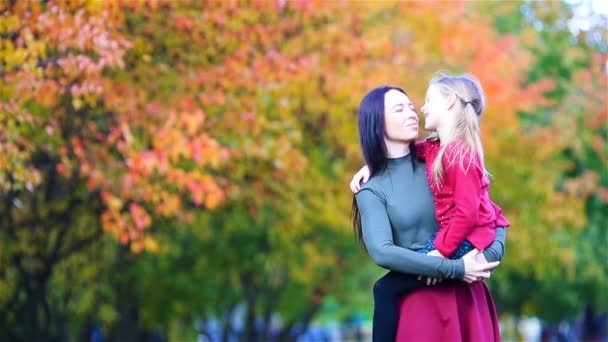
[349,165,371,193]
[417,275,443,286]
[462,249,500,283]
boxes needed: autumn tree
[1,1,605,341]
[0,1,227,339]
[473,1,608,325]
[117,1,598,339]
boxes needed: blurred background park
[0,0,606,341]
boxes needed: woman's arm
[482,227,506,262]
[415,140,431,161]
[355,189,465,279]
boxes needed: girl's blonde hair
[429,73,489,185]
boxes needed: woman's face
[421,84,450,132]
[384,89,419,143]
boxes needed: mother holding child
[350,74,510,341]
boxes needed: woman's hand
[475,251,488,264]
[462,249,500,284]
[426,249,446,258]
[349,165,371,193]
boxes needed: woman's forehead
[385,89,410,106]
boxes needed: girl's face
[384,89,419,143]
[421,84,451,132]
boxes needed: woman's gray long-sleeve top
[355,154,506,279]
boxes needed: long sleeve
[433,155,484,257]
[356,189,464,279]
[482,227,507,262]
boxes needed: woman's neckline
[387,153,411,165]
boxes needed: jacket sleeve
[433,152,484,257]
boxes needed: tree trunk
[108,246,145,341]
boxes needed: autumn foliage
[0,0,606,340]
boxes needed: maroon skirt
[395,281,500,342]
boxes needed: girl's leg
[372,271,425,342]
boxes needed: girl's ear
[446,93,458,110]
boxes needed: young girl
[350,74,510,342]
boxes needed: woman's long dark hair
[352,86,417,252]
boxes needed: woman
[351,85,506,341]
